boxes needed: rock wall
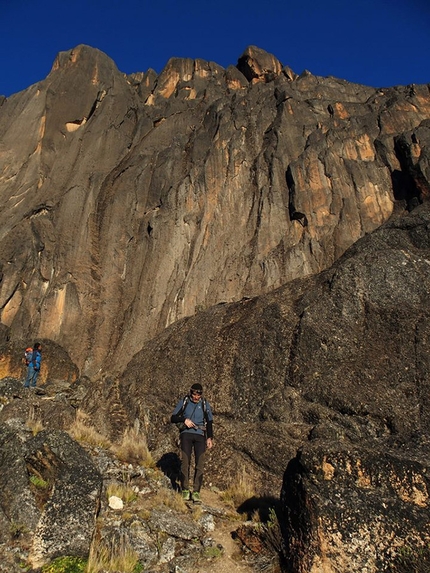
[79,203,429,571]
[0,44,429,377]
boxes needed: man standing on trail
[171,383,214,503]
[23,342,42,388]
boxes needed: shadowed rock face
[82,205,430,464]
[0,44,429,377]
[86,203,428,572]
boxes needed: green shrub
[390,544,430,573]
[30,475,49,489]
[41,556,87,573]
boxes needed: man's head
[33,342,41,351]
[190,383,203,402]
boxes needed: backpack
[24,348,33,366]
[176,395,208,432]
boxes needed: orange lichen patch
[194,62,210,78]
[355,460,372,489]
[184,87,197,100]
[65,119,86,132]
[321,457,335,480]
[409,142,422,161]
[34,115,46,154]
[52,56,60,71]
[38,114,46,140]
[333,102,349,119]
[342,139,360,161]
[226,78,246,90]
[361,185,393,224]
[40,286,67,337]
[91,63,99,85]
[0,354,23,379]
[1,289,22,327]
[70,48,79,64]
[159,71,180,98]
[392,473,428,507]
[356,134,375,161]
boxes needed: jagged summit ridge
[0,43,429,377]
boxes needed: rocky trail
[0,377,282,573]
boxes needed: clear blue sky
[1,0,429,97]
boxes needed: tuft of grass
[29,471,52,509]
[86,534,141,573]
[390,543,430,573]
[106,482,137,504]
[111,427,155,468]
[41,555,87,572]
[257,507,284,554]
[9,521,27,539]
[220,466,256,508]
[26,405,44,435]
[67,410,111,448]
[151,489,188,513]
[137,508,151,521]
[204,545,224,559]
[30,475,49,489]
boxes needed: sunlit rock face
[0,44,429,376]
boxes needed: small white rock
[108,495,123,510]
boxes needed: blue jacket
[171,396,213,438]
[30,349,42,371]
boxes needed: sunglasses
[191,390,202,395]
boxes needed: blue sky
[1,0,429,97]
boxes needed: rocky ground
[0,378,282,573]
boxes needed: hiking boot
[182,489,191,501]
[191,491,201,504]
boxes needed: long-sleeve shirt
[31,350,42,370]
[171,396,213,438]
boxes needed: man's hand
[184,418,196,428]
[206,438,213,449]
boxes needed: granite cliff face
[90,204,430,572]
[0,44,430,572]
[0,45,429,377]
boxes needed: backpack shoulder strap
[178,395,189,416]
[202,398,208,420]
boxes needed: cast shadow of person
[156,452,181,491]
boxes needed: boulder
[281,443,430,572]
[88,205,429,494]
[236,45,284,82]
[0,426,102,569]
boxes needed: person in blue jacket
[171,383,213,503]
[24,342,42,388]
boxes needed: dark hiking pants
[180,432,206,492]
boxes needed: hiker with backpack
[23,342,42,388]
[171,383,214,503]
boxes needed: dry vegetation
[220,466,256,509]
[111,426,155,468]
[106,482,138,504]
[67,410,112,448]
[87,533,141,573]
[150,488,188,513]
[26,404,44,435]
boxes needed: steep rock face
[86,205,430,482]
[78,204,430,571]
[0,44,429,376]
